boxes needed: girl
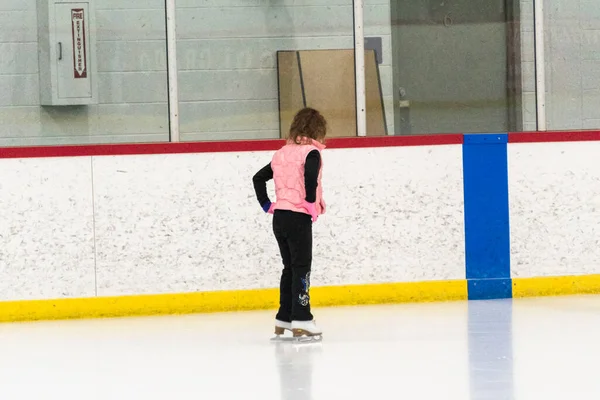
[252,107,327,340]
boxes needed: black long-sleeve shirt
[253,150,321,207]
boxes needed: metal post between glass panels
[354,0,367,137]
[166,0,180,142]
[534,0,546,131]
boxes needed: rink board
[0,280,468,323]
[1,132,600,322]
[508,140,600,279]
[1,275,600,323]
[507,135,600,297]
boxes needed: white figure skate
[270,320,293,342]
[292,320,322,343]
[271,319,322,343]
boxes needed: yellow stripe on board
[513,274,600,298]
[0,280,467,323]
[4,274,600,324]
[312,280,467,306]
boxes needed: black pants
[273,210,313,322]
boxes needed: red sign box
[71,8,87,79]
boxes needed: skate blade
[294,334,322,343]
[270,334,322,344]
[270,334,293,342]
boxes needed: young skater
[252,107,327,340]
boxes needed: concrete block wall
[545,0,600,130]
[1,0,599,146]
[520,0,600,130]
[174,0,388,141]
[0,0,169,146]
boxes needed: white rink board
[91,151,280,296]
[508,142,600,278]
[93,145,465,296]
[0,157,96,301]
[0,144,465,301]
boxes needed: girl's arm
[304,150,321,203]
[253,163,274,209]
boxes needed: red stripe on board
[0,140,285,159]
[509,130,600,143]
[0,134,462,159]
[325,134,463,149]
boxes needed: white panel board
[93,144,465,296]
[509,142,600,278]
[0,157,96,300]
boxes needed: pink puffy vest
[272,137,325,215]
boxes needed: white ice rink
[0,295,599,400]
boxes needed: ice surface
[0,295,599,399]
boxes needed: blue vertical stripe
[463,133,512,300]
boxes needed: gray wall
[0,0,169,146]
[520,0,600,130]
[174,0,393,141]
[0,0,598,146]
[544,0,600,130]
[177,0,395,140]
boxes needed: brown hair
[288,107,327,144]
